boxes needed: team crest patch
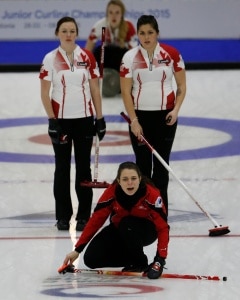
[155,197,163,208]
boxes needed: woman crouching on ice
[62,161,169,279]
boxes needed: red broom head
[209,226,230,236]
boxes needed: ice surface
[0,70,239,299]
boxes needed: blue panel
[0,39,240,65]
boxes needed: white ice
[0,70,240,299]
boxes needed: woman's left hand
[166,111,178,125]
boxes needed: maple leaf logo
[39,66,48,79]
[120,64,130,76]
[159,51,170,66]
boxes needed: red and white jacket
[75,183,169,258]
[87,17,138,49]
[39,45,99,119]
[120,43,185,111]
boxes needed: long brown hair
[106,0,128,48]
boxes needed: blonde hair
[106,0,128,48]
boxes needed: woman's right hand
[63,250,79,266]
[131,120,143,141]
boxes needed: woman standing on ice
[39,16,106,232]
[120,15,186,214]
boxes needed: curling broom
[120,112,230,236]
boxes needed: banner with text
[0,0,239,40]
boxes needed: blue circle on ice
[0,115,239,163]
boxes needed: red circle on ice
[29,130,130,146]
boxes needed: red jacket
[75,183,169,258]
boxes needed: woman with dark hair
[39,16,106,231]
[61,161,169,280]
[120,15,187,214]
[85,0,138,97]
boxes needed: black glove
[95,117,106,141]
[147,256,166,279]
[48,118,67,144]
[58,264,75,274]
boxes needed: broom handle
[93,27,106,182]
[99,27,106,94]
[76,269,224,281]
[100,27,105,78]
[58,265,226,281]
[93,135,99,182]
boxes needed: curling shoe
[56,220,70,230]
[76,219,88,231]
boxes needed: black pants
[83,216,157,268]
[129,110,177,214]
[52,117,95,221]
[93,45,128,72]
